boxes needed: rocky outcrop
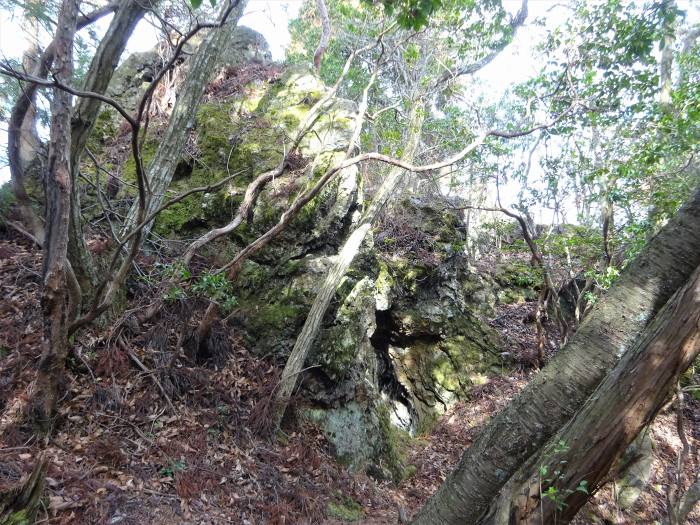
[228,195,504,478]
[94,32,506,480]
[107,26,271,114]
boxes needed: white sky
[0,0,547,184]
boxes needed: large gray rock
[102,36,505,478]
[107,26,271,113]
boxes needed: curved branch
[438,0,528,85]
[0,65,138,127]
[135,0,244,125]
[181,25,396,264]
[215,105,571,279]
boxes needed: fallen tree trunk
[480,264,700,524]
[411,184,700,525]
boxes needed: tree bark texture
[411,184,700,525]
[30,0,79,432]
[6,3,117,245]
[313,0,331,72]
[0,454,49,524]
[122,0,248,239]
[480,264,700,524]
[271,102,425,430]
[67,0,154,293]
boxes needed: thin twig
[120,336,177,415]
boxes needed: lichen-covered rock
[99,33,508,479]
[493,259,541,304]
[615,432,655,510]
[232,202,504,477]
[107,26,271,113]
[151,64,359,246]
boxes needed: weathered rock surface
[107,26,271,113]
[95,32,507,480]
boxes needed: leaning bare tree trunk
[411,184,700,525]
[6,13,45,245]
[30,0,80,432]
[6,4,117,245]
[480,264,700,525]
[270,102,425,430]
[313,0,331,72]
[67,0,154,294]
[122,0,248,239]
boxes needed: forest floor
[0,234,698,524]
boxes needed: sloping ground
[0,235,698,524]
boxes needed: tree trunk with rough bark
[122,0,248,239]
[6,3,117,245]
[270,102,425,430]
[67,0,154,294]
[480,264,700,525]
[7,11,45,245]
[411,184,700,525]
[30,0,80,433]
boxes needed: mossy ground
[327,493,364,521]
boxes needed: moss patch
[327,495,364,522]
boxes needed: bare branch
[0,65,138,126]
[181,24,396,264]
[438,0,528,85]
[214,102,573,278]
[68,169,244,334]
[136,0,244,125]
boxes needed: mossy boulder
[102,36,508,477]
[233,257,322,356]
[314,277,377,383]
[234,200,505,473]
[493,259,542,304]
[145,63,359,245]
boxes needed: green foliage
[163,286,187,303]
[0,182,16,225]
[537,440,589,511]
[494,260,542,290]
[159,459,187,477]
[189,0,216,8]
[537,440,589,512]
[192,272,239,313]
[160,261,192,281]
[368,0,443,29]
[327,493,364,521]
[503,0,700,275]
[585,265,619,290]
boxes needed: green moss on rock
[327,495,364,522]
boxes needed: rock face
[107,26,271,114]
[231,195,503,478]
[100,30,505,480]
